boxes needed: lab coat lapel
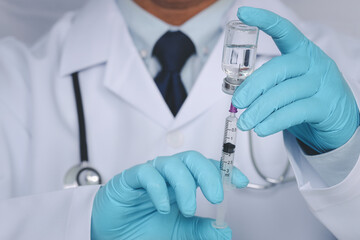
[102,12,174,129]
[59,0,115,76]
[172,32,228,129]
[60,0,174,128]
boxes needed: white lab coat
[1,0,360,239]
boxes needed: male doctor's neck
[134,0,217,25]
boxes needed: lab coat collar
[59,0,118,76]
[102,14,176,128]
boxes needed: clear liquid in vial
[222,44,257,80]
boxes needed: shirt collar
[181,0,234,55]
[115,0,168,58]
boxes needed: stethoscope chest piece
[64,162,102,189]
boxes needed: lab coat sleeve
[0,62,99,239]
[0,186,99,240]
[279,19,360,239]
[284,129,360,239]
[0,93,99,240]
[0,102,97,239]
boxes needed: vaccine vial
[222,20,259,95]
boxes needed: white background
[282,0,359,38]
[0,0,359,45]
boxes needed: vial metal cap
[222,77,244,95]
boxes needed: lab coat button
[166,131,184,148]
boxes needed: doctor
[1,0,360,239]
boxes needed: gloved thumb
[174,215,232,240]
[237,7,307,54]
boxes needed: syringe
[212,103,238,229]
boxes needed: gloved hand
[232,7,360,153]
[91,151,249,240]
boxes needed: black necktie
[153,31,196,116]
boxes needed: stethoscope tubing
[72,72,89,163]
[68,72,102,186]
[69,72,293,189]
[247,130,295,190]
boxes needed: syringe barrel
[220,113,237,186]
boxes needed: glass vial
[222,20,259,95]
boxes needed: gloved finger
[210,159,249,188]
[253,97,324,137]
[175,215,232,240]
[232,54,310,109]
[178,151,224,204]
[237,7,308,54]
[122,163,170,214]
[151,156,197,217]
[237,74,319,131]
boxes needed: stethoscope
[63,72,294,189]
[63,72,102,188]
[246,130,295,190]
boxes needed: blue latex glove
[232,7,360,153]
[91,151,249,240]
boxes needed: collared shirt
[116,0,234,93]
